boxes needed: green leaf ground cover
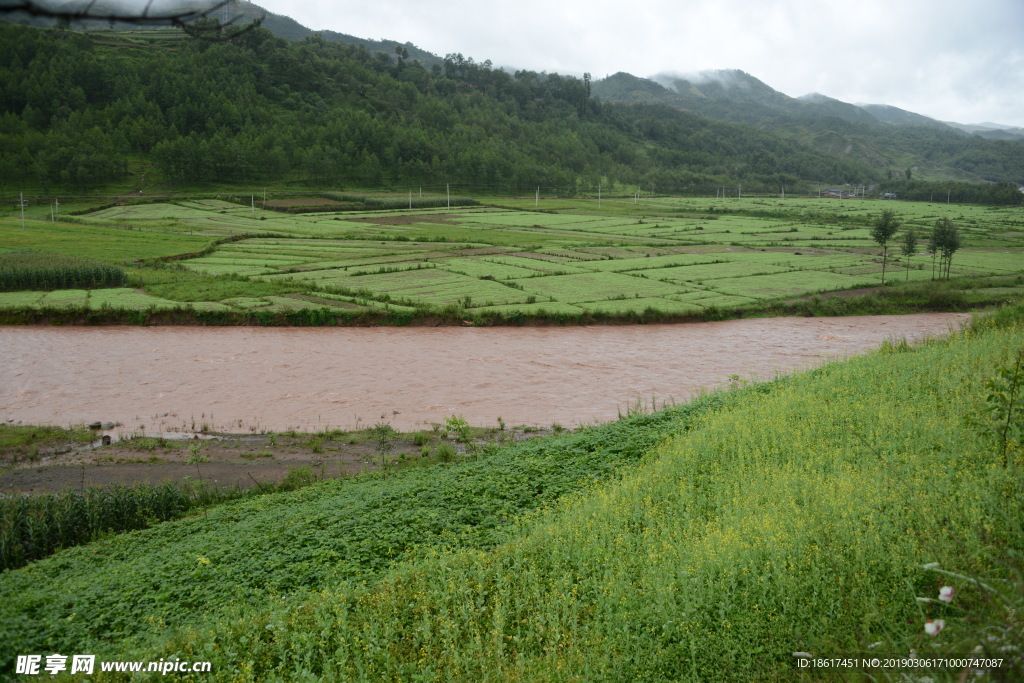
[0,392,746,668]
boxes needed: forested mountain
[0,21,1020,204]
[0,23,875,195]
[593,70,1024,187]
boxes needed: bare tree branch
[0,0,264,39]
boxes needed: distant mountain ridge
[941,120,1024,140]
[596,69,1023,140]
[591,70,1024,181]
[602,69,925,129]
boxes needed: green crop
[0,482,247,571]
[0,252,127,292]
[1,196,1021,324]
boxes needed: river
[0,313,968,434]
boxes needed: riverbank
[0,421,552,495]
[0,276,1015,328]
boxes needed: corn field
[0,482,240,570]
[0,252,127,292]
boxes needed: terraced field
[1,194,1022,322]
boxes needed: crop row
[4,198,1020,321]
[0,483,244,571]
[0,252,127,292]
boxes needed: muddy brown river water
[1,313,968,434]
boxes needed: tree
[939,222,961,279]
[927,220,943,280]
[930,218,962,280]
[900,228,918,282]
[870,209,901,285]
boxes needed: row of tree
[871,209,963,284]
[876,179,1023,206]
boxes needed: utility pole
[409,190,412,209]
[535,186,539,208]
[598,184,601,210]
[446,183,450,209]
[20,192,25,229]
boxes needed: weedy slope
[114,304,1023,681]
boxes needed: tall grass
[0,251,127,291]
[139,305,1024,681]
[0,424,94,466]
[0,482,244,571]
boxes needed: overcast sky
[251,0,1024,128]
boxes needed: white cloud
[253,0,1024,127]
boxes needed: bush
[278,466,318,491]
[434,441,456,462]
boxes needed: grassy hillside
[1,304,1021,680]
[136,304,1022,681]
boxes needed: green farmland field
[1,193,1022,324]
